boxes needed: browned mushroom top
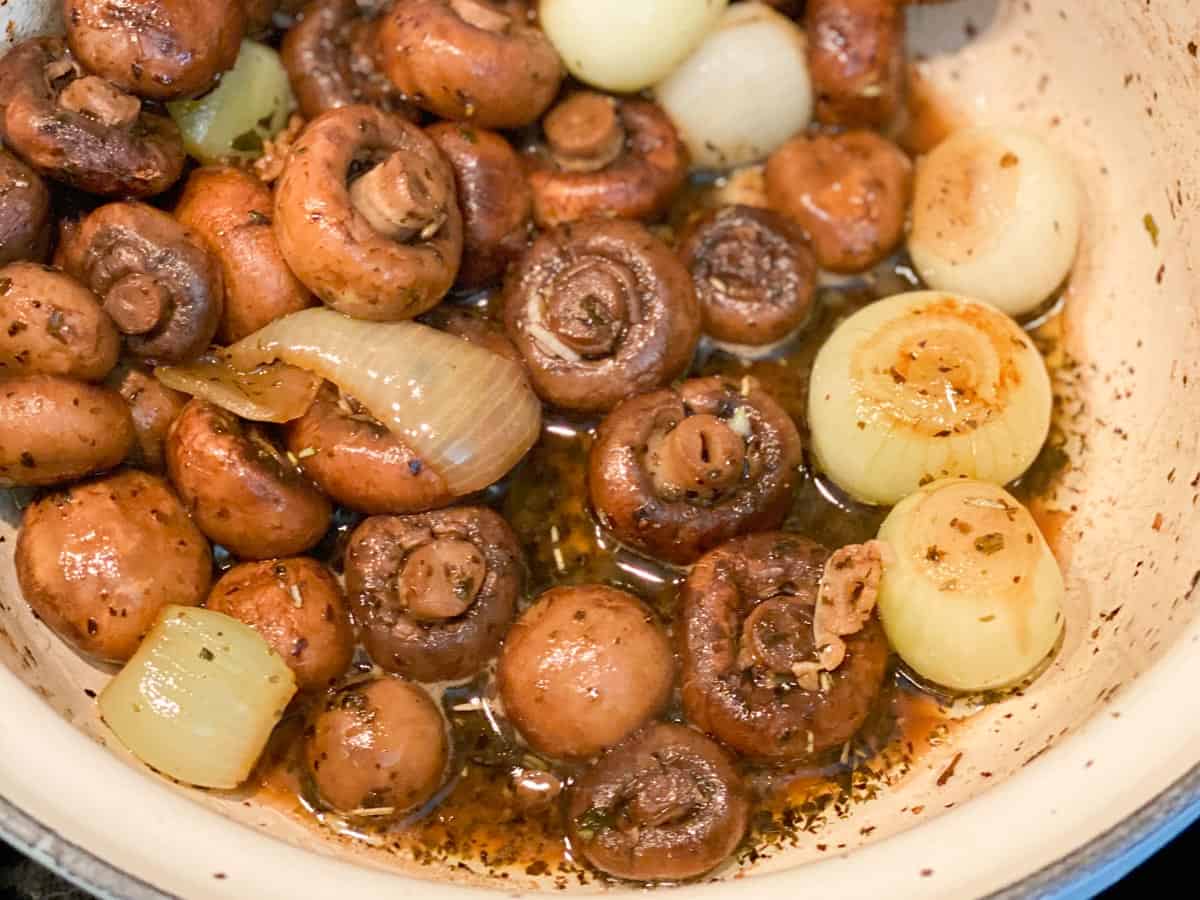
[678,205,817,347]
[64,0,245,101]
[566,723,751,882]
[0,39,185,198]
[345,506,523,682]
[377,0,564,129]
[105,359,188,472]
[60,202,223,365]
[806,0,907,129]
[526,93,688,228]
[274,106,463,321]
[0,150,51,266]
[419,304,523,365]
[502,219,700,413]
[678,533,890,761]
[589,376,803,566]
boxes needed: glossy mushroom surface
[105,360,188,472]
[502,219,700,413]
[526,93,688,228]
[274,106,463,320]
[0,150,51,265]
[678,533,890,761]
[566,723,750,882]
[345,506,522,682]
[678,205,817,347]
[590,376,803,565]
[806,0,907,129]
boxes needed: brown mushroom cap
[427,123,532,290]
[678,205,817,347]
[678,533,890,761]
[64,0,245,101]
[419,305,523,365]
[806,0,907,129]
[345,506,522,682]
[502,219,700,413]
[104,360,188,472]
[243,0,279,37]
[526,95,688,228]
[0,374,134,488]
[498,585,674,760]
[0,150,51,265]
[15,470,211,662]
[208,558,355,691]
[305,677,449,818]
[166,399,332,560]
[589,376,803,565]
[0,39,185,198]
[274,106,463,321]
[377,0,564,129]
[566,723,750,882]
[175,167,315,343]
[59,202,224,365]
[284,382,455,514]
[0,262,120,381]
[765,130,913,274]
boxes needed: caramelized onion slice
[156,355,321,423]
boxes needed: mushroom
[589,376,803,566]
[678,533,890,762]
[497,585,674,760]
[502,219,700,413]
[806,0,907,129]
[525,92,688,228]
[376,0,564,129]
[166,399,332,561]
[175,167,315,343]
[64,0,245,101]
[59,202,224,365]
[243,0,279,37]
[566,723,750,882]
[207,558,355,691]
[677,205,817,347]
[427,123,532,290]
[0,150,51,265]
[274,106,463,321]
[0,262,120,381]
[765,130,913,273]
[15,470,211,662]
[0,38,185,198]
[0,374,134,488]
[418,305,523,365]
[345,506,522,682]
[105,360,188,472]
[304,676,449,820]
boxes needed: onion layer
[155,356,321,423]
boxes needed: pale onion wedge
[156,355,321,424]
[876,479,1064,692]
[808,290,1052,506]
[908,128,1081,316]
[99,606,296,789]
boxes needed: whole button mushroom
[105,361,189,472]
[59,203,224,365]
[0,262,120,381]
[0,150,51,265]
[207,558,355,692]
[305,677,449,821]
[806,0,907,129]
[498,585,674,760]
[64,0,245,101]
[678,533,890,762]
[377,0,564,129]
[525,92,688,228]
[678,205,817,348]
[0,39,185,198]
[427,123,533,290]
[419,305,524,364]
[175,167,315,343]
[166,399,332,561]
[566,723,751,882]
[589,376,803,566]
[766,130,913,273]
[0,375,134,488]
[15,470,212,662]
[345,507,522,682]
[274,106,464,321]
[502,219,700,413]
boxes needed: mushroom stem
[544,92,626,173]
[449,0,512,33]
[648,415,746,501]
[348,150,451,243]
[398,538,486,621]
[104,273,170,335]
[57,76,141,129]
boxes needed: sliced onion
[156,355,321,423]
